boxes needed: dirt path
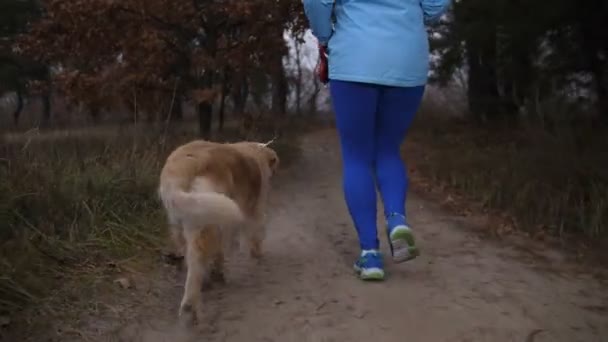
[45,129,608,342]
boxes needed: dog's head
[262,146,280,174]
[231,140,280,176]
[256,140,280,175]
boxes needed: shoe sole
[353,265,385,281]
[389,226,419,263]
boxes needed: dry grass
[404,108,608,240]
[0,119,305,329]
[0,125,179,321]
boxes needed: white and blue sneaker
[353,250,385,281]
[386,213,419,263]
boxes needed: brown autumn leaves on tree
[17,0,307,136]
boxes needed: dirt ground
[15,129,608,342]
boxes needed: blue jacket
[302,0,451,87]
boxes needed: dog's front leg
[248,217,266,261]
[199,249,225,291]
[209,250,226,284]
[249,182,269,260]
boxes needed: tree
[291,31,306,115]
[18,0,307,136]
[1,0,50,126]
[429,0,608,123]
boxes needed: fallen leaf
[114,277,134,289]
[0,316,10,327]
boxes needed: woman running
[303,0,451,280]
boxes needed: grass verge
[403,113,608,241]
[0,125,182,326]
[0,119,306,335]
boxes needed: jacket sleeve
[302,0,335,45]
[420,0,451,24]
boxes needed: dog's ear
[267,151,279,171]
[262,147,279,173]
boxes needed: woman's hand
[317,43,329,85]
[420,0,451,24]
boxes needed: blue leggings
[330,80,425,250]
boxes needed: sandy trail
[45,129,608,342]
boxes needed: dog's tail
[159,180,244,229]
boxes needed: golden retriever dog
[158,139,279,322]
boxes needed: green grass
[404,113,608,239]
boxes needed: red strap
[316,43,329,85]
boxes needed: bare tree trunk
[294,37,303,115]
[596,71,608,122]
[217,67,231,131]
[170,93,183,122]
[465,33,503,124]
[197,69,215,138]
[198,102,213,138]
[271,55,288,116]
[218,86,228,132]
[233,73,249,114]
[584,38,608,122]
[308,78,321,116]
[195,25,219,137]
[41,92,51,127]
[577,0,608,123]
[13,88,23,126]
[90,105,101,123]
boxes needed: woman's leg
[329,80,380,252]
[374,85,425,262]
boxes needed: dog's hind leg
[170,222,186,258]
[179,228,207,324]
[162,221,186,268]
